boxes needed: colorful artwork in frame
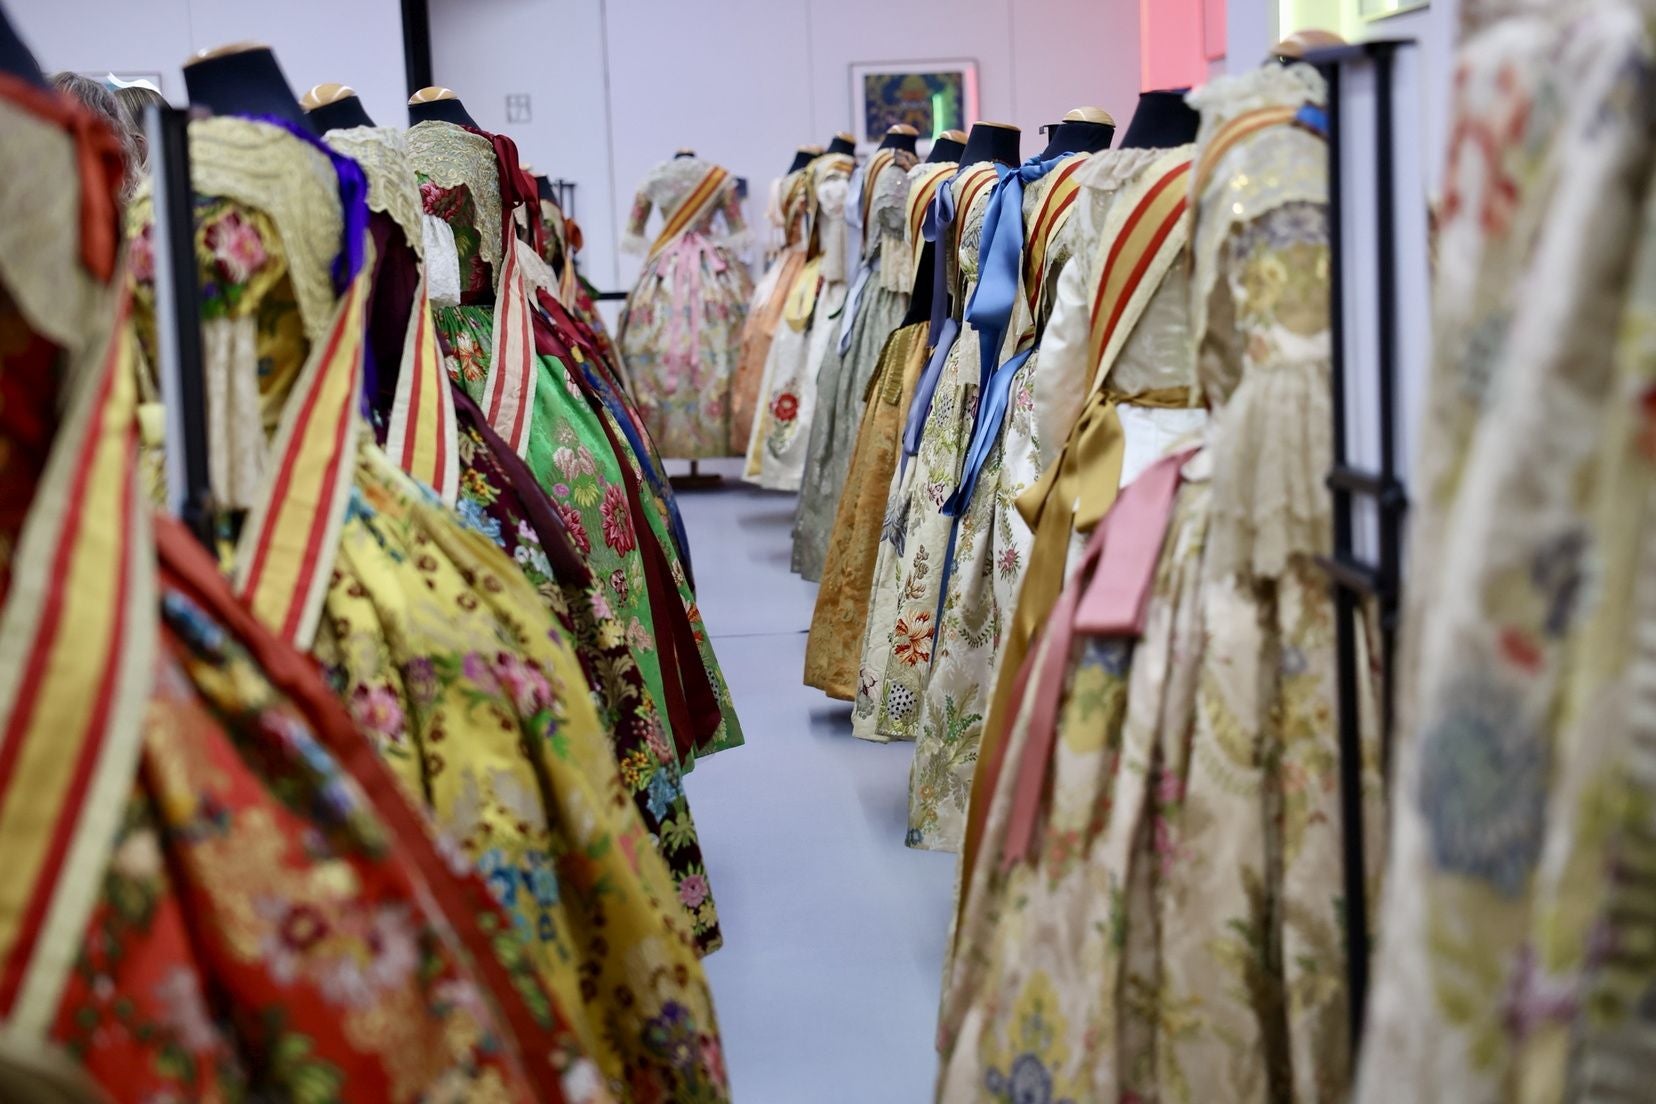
[849,59,979,150]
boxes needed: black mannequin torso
[926,135,964,164]
[1035,122,1063,159]
[959,122,1020,167]
[1119,90,1200,149]
[786,146,817,173]
[674,148,697,159]
[1041,118,1115,158]
[0,6,45,88]
[535,174,556,203]
[408,95,479,129]
[878,129,918,154]
[185,46,311,130]
[308,93,375,131]
[825,133,855,157]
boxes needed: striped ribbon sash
[904,162,955,286]
[949,163,1002,295]
[1087,151,1195,381]
[233,267,370,649]
[385,271,459,504]
[0,296,155,1035]
[1192,105,1302,200]
[482,232,537,457]
[647,164,731,263]
[859,148,896,232]
[1020,154,1090,336]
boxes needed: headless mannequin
[184,44,311,131]
[878,125,919,155]
[1118,90,1200,149]
[674,147,696,159]
[407,86,480,128]
[959,121,1020,167]
[786,145,820,173]
[1039,107,1115,158]
[927,129,966,164]
[535,174,557,204]
[0,5,45,88]
[307,92,374,131]
[824,131,856,157]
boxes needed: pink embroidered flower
[1155,770,1185,806]
[892,611,934,667]
[556,502,591,556]
[772,392,799,423]
[351,684,406,742]
[205,211,267,285]
[678,873,711,908]
[996,547,1020,579]
[600,484,636,553]
[461,651,500,693]
[644,718,673,765]
[589,587,614,621]
[494,651,554,715]
[610,569,629,601]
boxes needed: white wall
[10,0,408,124]
[431,0,1142,294]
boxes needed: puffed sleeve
[620,176,654,256]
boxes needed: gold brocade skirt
[803,321,928,698]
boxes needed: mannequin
[1118,90,1200,149]
[0,5,44,88]
[1040,106,1115,157]
[407,85,480,128]
[927,129,966,164]
[786,144,822,173]
[184,42,311,130]
[878,123,919,154]
[1274,28,1346,61]
[535,173,557,204]
[302,82,374,130]
[958,121,1020,167]
[825,131,856,157]
[674,146,697,159]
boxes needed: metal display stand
[145,104,215,549]
[1307,38,1422,1052]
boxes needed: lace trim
[423,213,463,307]
[323,126,426,261]
[188,117,342,343]
[405,121,503,283]
[0,98,113,354]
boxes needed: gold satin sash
[647,163,731,262]
[782,256,824,332]
[860,148,896,232]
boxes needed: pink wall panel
[1140,0,1210,91]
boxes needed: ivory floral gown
[791,146,916,581]
[752,151,854,490]
[732,164,812,454]
[618,154,752,458]
[129,115,728,1103]
[1358,3,1656,1100]
[938,65,1380,1103]
[853,160,1004,748]
[0,78,609,1104]
[327,121,724,953]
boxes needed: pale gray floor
[674,458,957,1104]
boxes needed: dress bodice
[406,120,503,306]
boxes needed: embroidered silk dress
[0,78,607,1104]
[1358,4,1656,1100]
[327,123,723,954]
[803,160,956,700]
[731,166,811,454]
[852,160,1005,748]
[791,147,918,581]
[907,154,1094,853]
[751,152,854,491]
[129,116,728,1103]
[937,66,1378,1103]
[618,155,752,458]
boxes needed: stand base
[669,458,725,490]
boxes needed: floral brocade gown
[400,121,725,950]
[618,155,753,458]
[853,163,1007,756]
[0,83,603,1103]
[938,66,1381,1103]
[131,116,728,1102]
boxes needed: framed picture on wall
[849,59,979,150]
[1358,0,1428,20]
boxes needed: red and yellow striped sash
[385,271,459,505]
[483,235,537,457]
[904,161,955,283]
[1087,154,1195,380]
[647,164,731,262]
[234,268,369,648]
[781,171,812,246]
[0,295,154,1034]
[1021,154,1091,324]
[1193,105,1299,199]
[860,148,896,231]
[949,162,1002,295]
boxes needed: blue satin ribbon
[924,173,961,349]
[837,254,876,355]
[963,155,1062,401]
[898,317,958,483]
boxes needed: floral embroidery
[892,610,934,667]
[601,483,637,553]
[204,210,267,285]
[772,392,799,423]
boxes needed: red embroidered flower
[600,484,637,553]
[556,502,591,556]
[448,332,487,383]
[1499,626,1544,673]
[204,211,267,285]
[892,611,934,667]
[772,392,800,423]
